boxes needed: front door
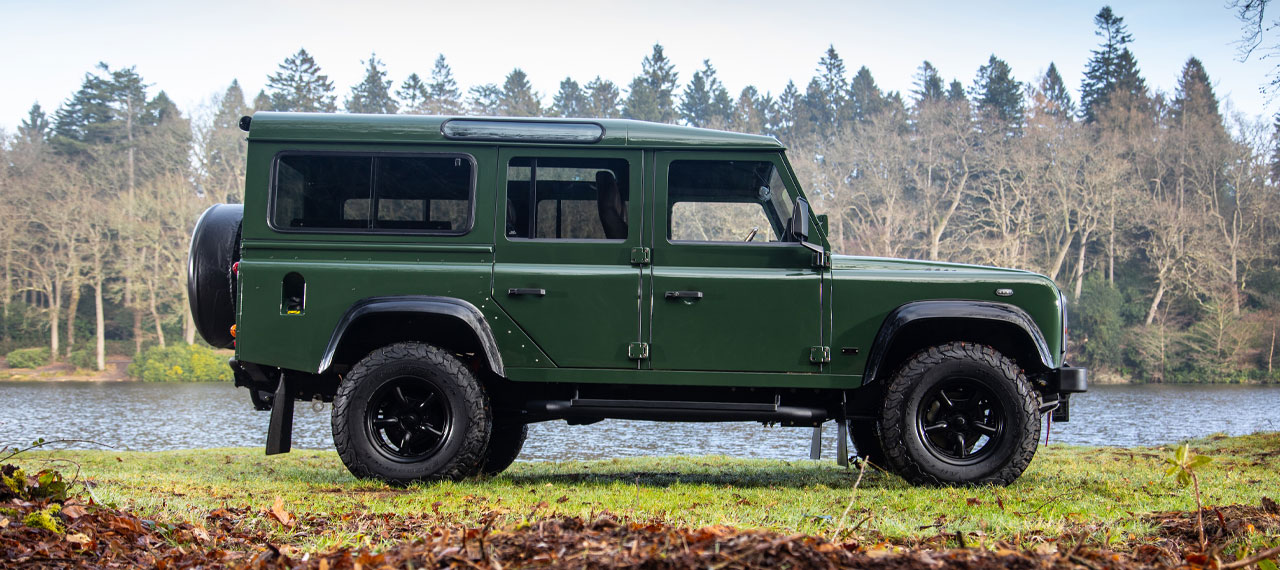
[492,148,645,368]
[648,152,821,373]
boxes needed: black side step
[524,398,827,426]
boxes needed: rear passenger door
[492,148,646,368]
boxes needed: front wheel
[879,342,1040,486]
[332,342,491,484]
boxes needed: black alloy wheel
[332,342,491,484]
[880,342,1040,486]
[915,379,1006,465]
[367,377,454,462]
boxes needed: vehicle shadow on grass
[492,462,901,490]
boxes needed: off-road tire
[880,342,1040,486]
[480,420,527,475]
[332,342,491,484]
[187,204,242,348]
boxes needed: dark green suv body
[188,112,1086,485]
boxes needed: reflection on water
[1,381,1276,459]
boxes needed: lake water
[1,381,1276,459]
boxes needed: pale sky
[1,0,1274,133]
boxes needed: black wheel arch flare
[861,300,1055,385]
[318,296,505,376]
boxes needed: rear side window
[272,153,474,233]
[505,157,630,240]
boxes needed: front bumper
[1046,366,1087,422]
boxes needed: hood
[830,254,1036,277]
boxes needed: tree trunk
[1268,324,1275,376]
[1072,229,1091,301]
[94,280,105,371]
[48,280,60,359]
[2,239,10,342]
[1047,232,1074,282]
[147,250,165,348]
[1107,205,1116,285]
[64,284,80,357]
[1145,282,1167,325]
[127,276,143,354]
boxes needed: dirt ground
[1,356,132,382]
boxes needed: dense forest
[0,6,1276,382]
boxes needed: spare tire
[187,204,243,348]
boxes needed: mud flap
[808,422,851,467]
[265,373,294,455]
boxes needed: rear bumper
[1046,366,1086,422]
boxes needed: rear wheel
[879,342,1040,486]
[332,342,491,484]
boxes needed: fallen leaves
[267,496,295,528]
[2,461,1280,569]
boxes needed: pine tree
[426,54,463,114]
[679,60,732,127]
[203,80,252,202]
[947,80,967,103]
[624,44,679,122]
[817,45,848,112]
[798,78,833,137]
[213,80,250,130]
[53,63,148,153]
[776,80,801,139]
[731,86,763,133]
[345,53,398,114]
[551,77,587,117]
[397,73,429,114]
[252,90,271,112]
[18,102,49,145]
[499,68,541,117]
[583,76,622,118]
[1080,6,1147,122]
[1036,62,1075,119]
[912,61,947,107]
[973,54,1024,132]
[1172,57,1221,126]
[847,66,885,122]
[468,84,502,115]
[265,48,337,112]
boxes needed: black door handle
[507,288,547,297]
[664,290,704,300]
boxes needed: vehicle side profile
[188,112,1086,486]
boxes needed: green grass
[11,432,1280,552]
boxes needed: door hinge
[628,342,650,360]
[631,247,651,265]
[812,250,831,269]
[809,346,831,364]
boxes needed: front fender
[317,296,504,376]
[862,300,1055,384]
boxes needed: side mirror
[788,198,810,242]
[816,214,829,237]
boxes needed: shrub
[5,347,50,369]
[69,348,97,370]
[127,344,232,382]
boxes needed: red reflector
[232,261,239,275]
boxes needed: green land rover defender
[187,112,1086,486]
